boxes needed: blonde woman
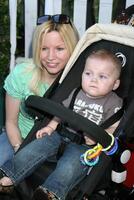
[0,14,79,166]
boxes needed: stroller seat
[22,23,134,200]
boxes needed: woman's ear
[113,79,120,90]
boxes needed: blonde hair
[28,21,79,94]
[87,49,122,79]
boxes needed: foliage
[62,0,74,20]
[16,0,24,57]
[0,0,24,85]
[0,0,10,85]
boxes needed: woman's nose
[48,49,56,60]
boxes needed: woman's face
[40,31,70,76]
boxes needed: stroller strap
[57,124,83,144]
[68,87,81,110]
[101,106,124,129]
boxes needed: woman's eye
[42,47,47,51]
[57,47,64,51]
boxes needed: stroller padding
[26,96,114,148]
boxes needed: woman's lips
[47,63,58,68]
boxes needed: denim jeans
[0,132,14,166]
[44,142,89,200]
[1,132,89,200]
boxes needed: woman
[0,14,79,165]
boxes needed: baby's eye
[99,75,107,79]
[85,72,91,76]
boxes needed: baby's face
[82,57,120,98]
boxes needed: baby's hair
[87,49,122,78]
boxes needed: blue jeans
[1,132,89,200]
[0,132,14,166]
[44,142,89,200]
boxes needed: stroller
[10,23,134,200]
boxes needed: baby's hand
[36,126,54,139]
[84,136,95,146]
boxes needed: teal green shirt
[4,60,49,139]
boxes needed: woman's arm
[5,93,23,150]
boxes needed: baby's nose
[91,76,97,82]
